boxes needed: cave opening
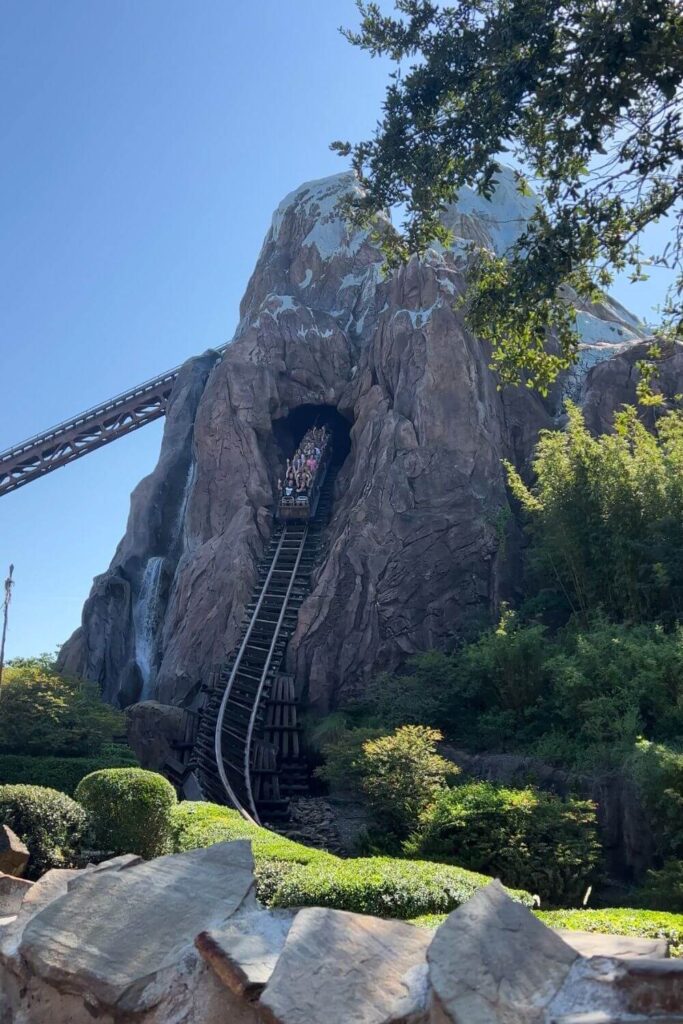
[272,404,352,468]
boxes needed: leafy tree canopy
[0,657,124,757]
[334,0,683,391]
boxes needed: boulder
[17,841,256,1014]
[0,825,29,877]
[427,880,577,1023]
[259,906,431,1024]
[125,700,188,771]
[196,907,295,999]
[0,873,33,916]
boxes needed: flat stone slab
[260,906,431,1024]
[428,880,578,1024]
[67,853,143,891]
[196,907,295,998]
[0,825,29,877]
[19,840,256,1013]
[0,868,80,960]
[555,928,668,960]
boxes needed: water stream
[133,556,165,700]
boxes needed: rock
[0,825,29,877]
[196,907,295,999]
[16,841,256,1013]
[427,880,577,1023]
[547,954,683,1022]
[555,929,668,960]
[0,868,81,961]
[259,906,431,1024]
[56,168,650,715]
[0,873,33,916]
[67,852,143,891]
[125,699,188,770]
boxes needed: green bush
[0,748,138,796]
[631,740,683,860]
[267,855,533,919]
[635,860,683,912]
[170,801,532,917]
[359,726,453,841]
[536,907,683,958]
[366,616,683,771]
[0,784,88,878]
[75,768,177,859]
[0,658,124,757]
[407,781,601,905]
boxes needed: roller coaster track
[0,349,225,497]
[193,468,336,824]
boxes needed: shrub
[0,784,88,878]
[631,740,683,860]
[0,658,124,757]
[315,727,384,793]
[636,860,683,912]
[367,616,683,770]
[267,856,533,919]
[75,768,176,859]
[359,726,453,840]
[0,748,138,796]
[407,781,601,905]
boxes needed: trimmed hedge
[0,784,88,878]
[170,801,532,919]
[0,747,138,796]
[76,768,176,859]
[266,856,534,920]
[170,802,332,865]
[410,908,683,958]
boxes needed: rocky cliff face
[58,168,648,712]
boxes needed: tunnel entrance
[272,404,352,468]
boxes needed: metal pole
[0,564,14,688]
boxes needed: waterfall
[133,556,165,700]
[174,459,196,553]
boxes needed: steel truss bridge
[0,352,224,498]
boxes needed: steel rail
[243,524,309,822]
[213,527,288,824]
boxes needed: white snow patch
[441,165,539,256]
[575,310,639,345]
[299,268,313,289]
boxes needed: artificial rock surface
[0,826,29,878]
[0,843,681,1024]
[57,168,651,718]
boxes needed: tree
[334,0,683,391]
[505,402,683,623]
[0,658,124,757]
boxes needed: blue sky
[0,1,675,660]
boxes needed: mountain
[58,168,666,714]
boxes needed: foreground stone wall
[0,840,680,1024]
